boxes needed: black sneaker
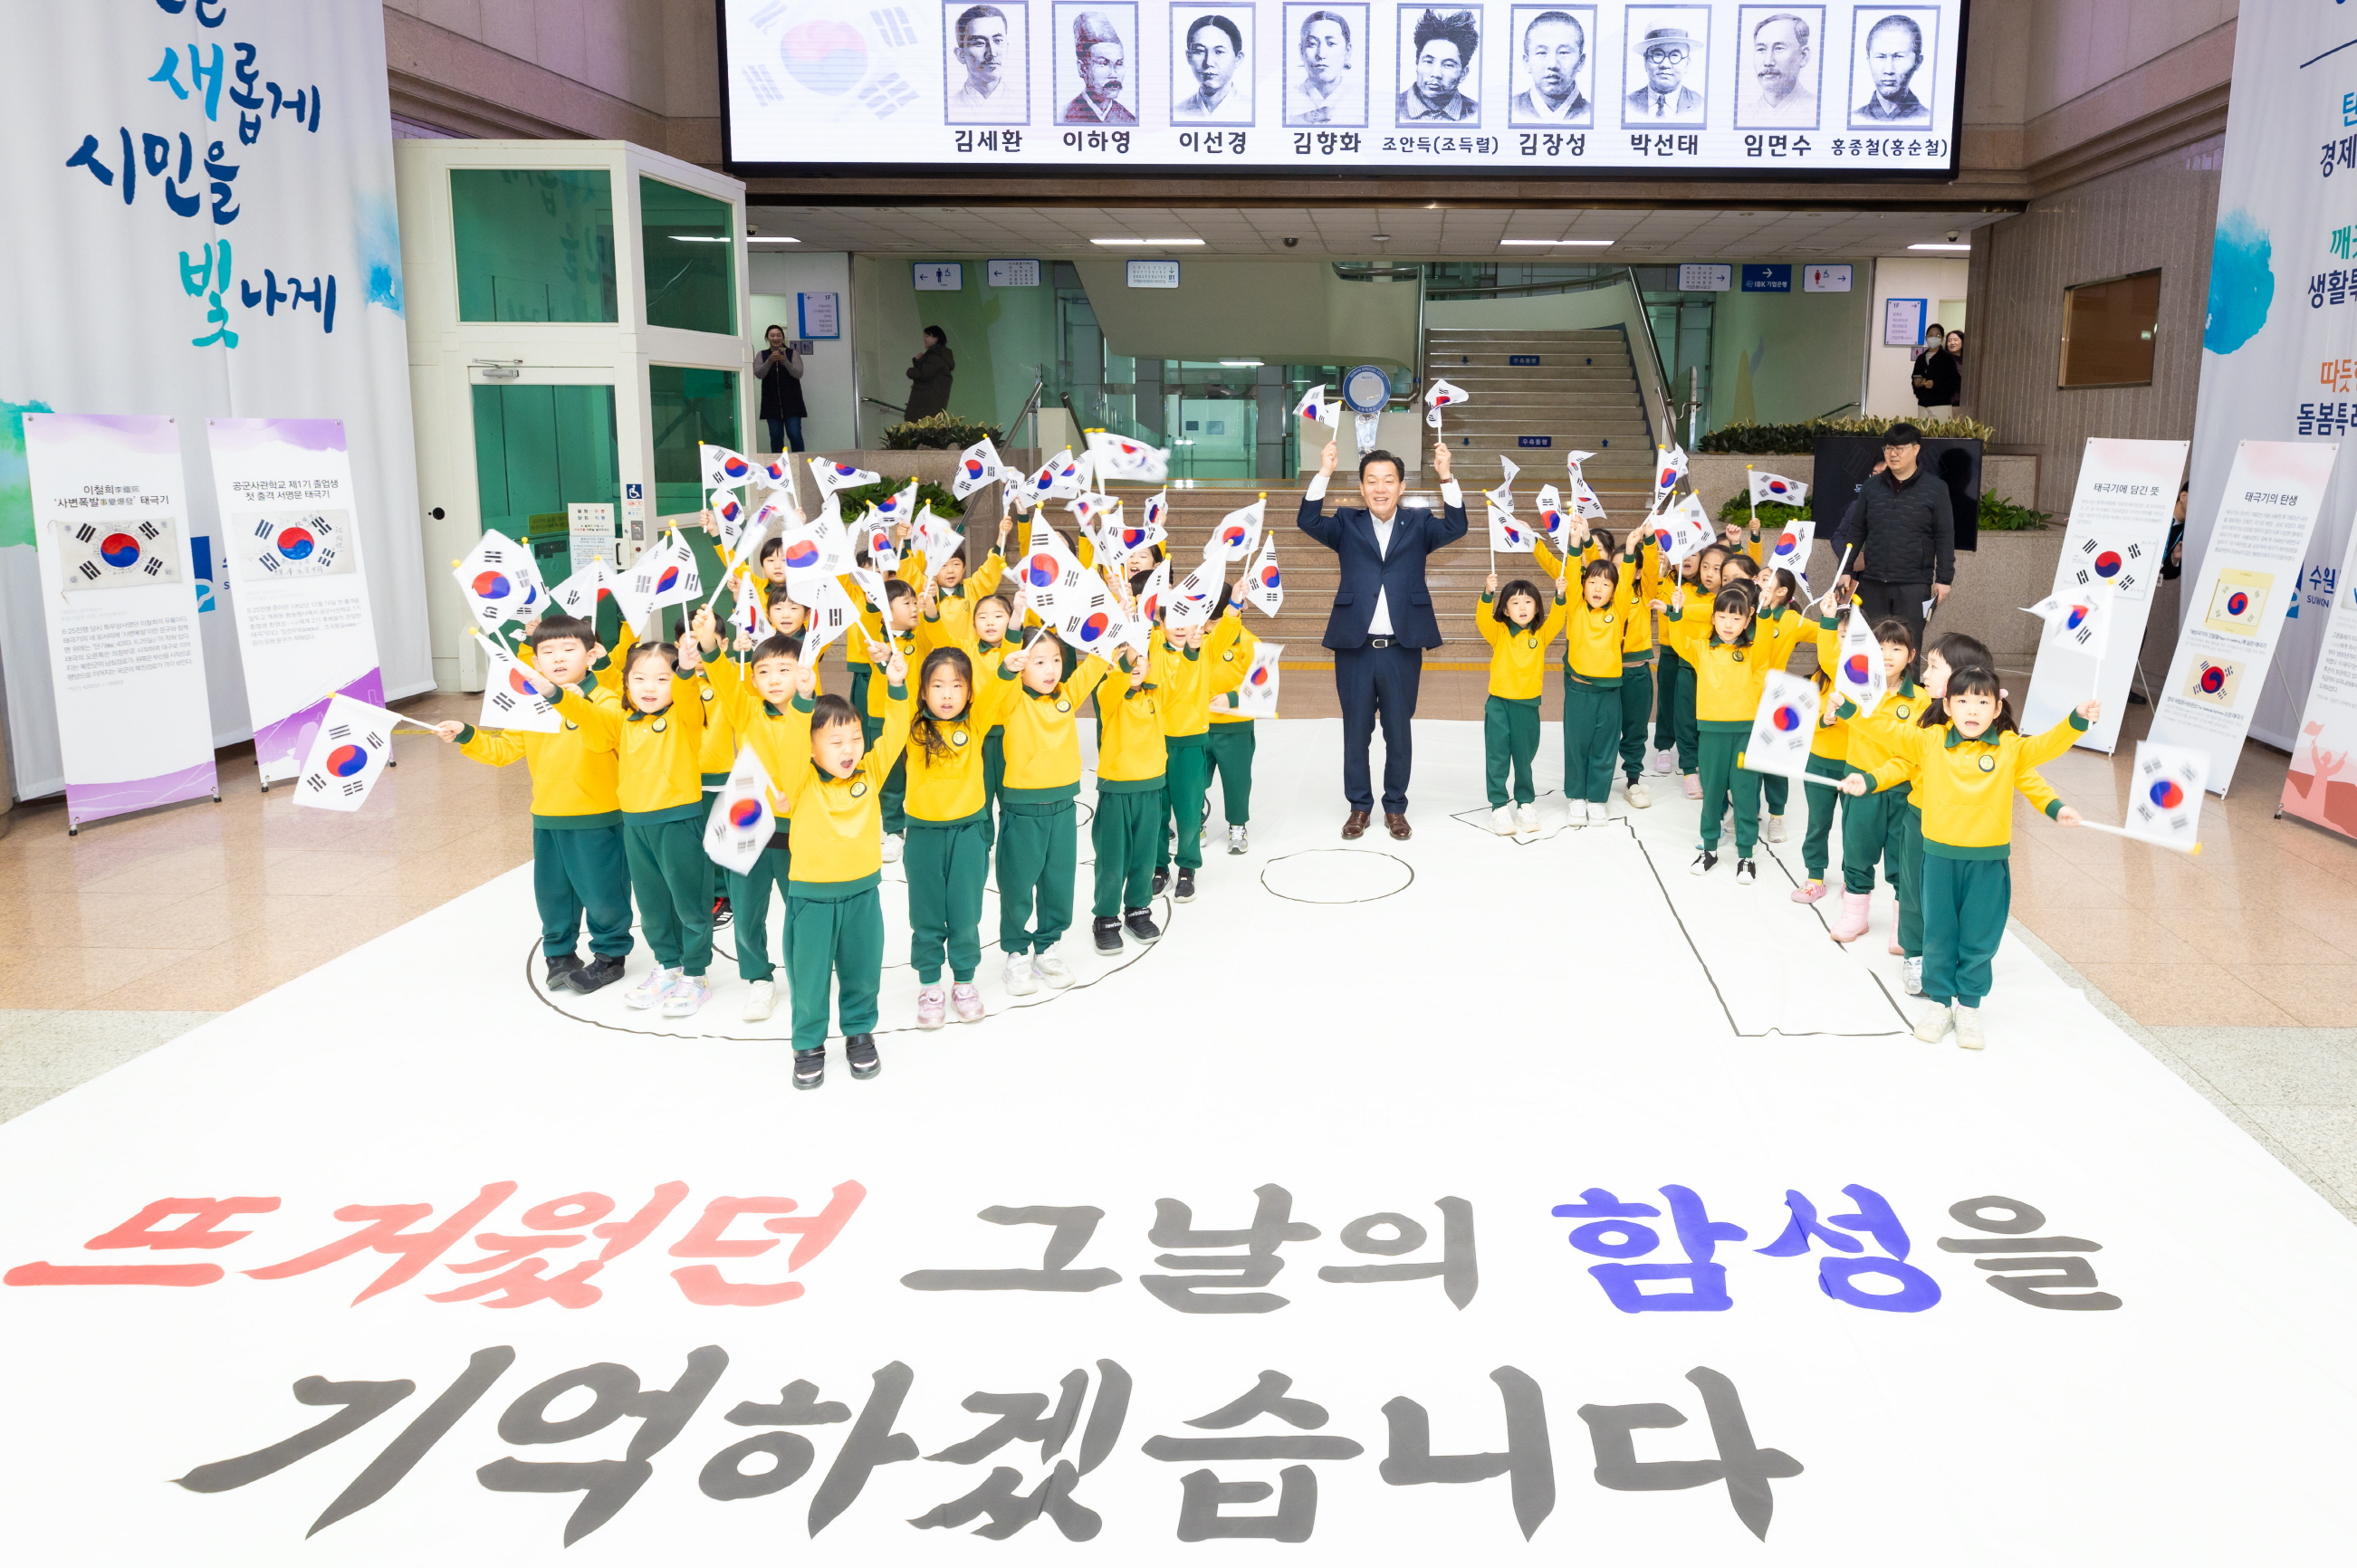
[1092,916,1124,954]
[570,954,626,994]
[1689,850,1719,876]
[544,952,585,990]
[1174,869,1197,904]
[1152,866,1170,898]
[793,1049,826,1090]
[846,1034,880,1080]
[1124,906,1162,943]
[1735,858,1758,885]
[711,894,733,929]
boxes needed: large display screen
[718,0,1967,177]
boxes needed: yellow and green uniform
[1837,668,1931,946]
[1204,615,1263,831]
[702,658,810,985]
[902,672,1021,984]
[1744,603,1810,817]
[1478,590,1569,810]
[1093,659,1167,916]
[1154,617,1251,870]
[928,548,1008,648]
[1661,604,1796,856]
[519,622,636,703]
[858,618,921,837]
[995,654,1110,954]
[1793,626,1853,884]
[1540,535,1660,785]
[840,553,926,714]
[777,683,914,1052]
[1861,711,2087,1007]
[1551,551,1640,805]
[559,667,714,976]
[454,687,632,963]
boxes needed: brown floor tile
[77,938,353,1012]
[2032,921,2205,967]
[0,948,149,1009]
[0,894,225,951]
[2236,968,2357,1028]
[2068,962,2300,1028]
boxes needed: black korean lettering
[1380,1366,1554,1539]
[1143,1372,1363,1542]
[476,1346,727,1544]
[808,1362,920,1535]
[1317,1197,1477,1306]
[1142,1183,1317,1313]
[909,1360,1131,1539]
[1936,1195,2120,1310]
[900,1204,1122,1292]
[698,1377,849,1501]
[1577,1367,1801,1541]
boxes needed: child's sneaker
[793,1048,826,1089]
[916,984,947,1029]
[1586,800,1610,825]
[741,978,777,1022]
[545,952,584,990]
[1002,952,1039,997]
[1490,805,1515,836]
[1034,949,1075,989]
[1174,869,1196,903]
[951,982,984,1022]
[1828,893,1871,942]
[572,954,626,994]
[1152,866,1171,897]
[1125,907,1162,942]
[846,1033,880,1079]
[1514,804,1540,841]
[1953,1003,1986,1050]
[1092,917,1124,954]
[659,973,711,1018]
[1791,879,1828,905]
[1911,1003,1954,1043]
[1682,773,1701,799]
[881,834,903,865]
[624,965,676,1009]
[1689,849,1718,876]
[710,894,733,929]
[1227,824,1250,855]
[1652,748,1677,774]
[1902,956,1924,996]
[1735,858,1757,884]
[1624,779,1652,809]
[1765,814,1787,844]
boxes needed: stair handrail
[1624,264,1681,452]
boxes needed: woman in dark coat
[904,326,955,420]
[756,323,807,452]
[1912,329,1963,418]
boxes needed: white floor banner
[206,418,384,784]
[2020,438,2188,751]
[2149,439,2338,793]
[2281,510,2357,838]
[21,412,216,827]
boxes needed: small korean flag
[699,444,762,492]
[1222,641,1283,718]
[703,746,778,875]
[1048,448,1086,501]
[1057,580,1126,653]
[630,533,701,608]
[1208,498,1266,562]
[1649,492,1714,568]
[1764,515,1816,578]
[1749,470,1809,508]
[550,557,609,620]
[1832,607,1888,715]
[1423,378,1469,429]
[1573,476,1608,521]
[1653,444,1691,503]
[452,530,541,631]
[474,633,562,734]
[1167,558,1223,628]
[870,482,918,523]
[1087,429,1170,483]
[1294,384,1338,430]
[2024,583,2112,658]
[1135,558,1171,623]
[293,694,400,813]
[1489,504,1535,554]
[952,436,1004,500]
[915,512,966,583]
[56,515,186,589]
[1745,671,1821,781]
[1022,455,1064,509]
[791,572,860,661]
[808,454,880,495]
[2126,741,2206,850]
[1533,484,1573,550]
[1493,454,1521,508]
[1564,447,1597,484]
[860,510,899,571]
[1243,536,1283,617]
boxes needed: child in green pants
[994,631,1112,995]
[1091,645,1167,951]
[902,645,1022,1028]
[1150,598,1252,901]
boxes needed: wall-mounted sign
[1742,264,1793,292]
[1680,263,1733,292]
[1126,260,1182,289]
[987,259,1042,287]
[1804,264,1855,292]
[913,263,964,292]
[1884,297,1929,347]
[796,292,839,339]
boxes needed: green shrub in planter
[1715,497,1813,528]
[1695,414,1997,454]
[882,412,1007,451]
[837,476,964,519]
[1978,492,2050,531]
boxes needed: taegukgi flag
[1648,492,1713,568]
[1424,378,1469,429]
[1489,504,1536,553]
[2126,741,2206,849]
[1749,469,1809,508]
[1294,384,1339,429]
[1242,536,1283,616]
[951,437,1004,500]
[1744,671,1820,781]
[1832,606,1888,715]
[698,443,771,492]
[2024,581,2113,658]
[474,629,561,734]
[452,530,542,632]
[1206,498,1265,562]
[292,693,400,812]
[808,454,880,495]
[1221,640,1282,717]
[703,745,777,875]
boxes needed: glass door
[470,381,621,578]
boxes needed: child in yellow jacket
[901,644,1021,1029]
[1203,588,1266,856]
[1844,670,2098,1051]
[1823,612,1924,945]
[1152,602,1253,899]
[436,614,632,996]
[1538,527,1662,810]
[1655,583,1801,880]
[1553,537,1642,827]
[992,630,1113,994]
[1478,573,1569,840]
[1089,640,1168,951]
[917,586,1020,854]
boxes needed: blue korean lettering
[204,139,240,223]
[142,130,201,216]
[230,42,263,144]
[1552,1186,1746,1314]
[186,239,238,349]
[186,43,225,122]
[265,80,321,133]
[66,131,130,204]
[1754,1184,1940,1312]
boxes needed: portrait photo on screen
[1174,6,1256,121]
[1056,2,1140,122]
[1397,7,1482,127]
[944,0,1030,123]
[1850,5,1935,126]
[1284,2,1369,125]
[1735,5,1824,129]
[1506,5,1596,126]
[1622,5,1709,127]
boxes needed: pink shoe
[1828,891,1871,942]
[1682,773,1701,799]
[950,982,984,1023]
[915,984,947,1030]
[1888,938,1905,956]
[1790,880,1828,904]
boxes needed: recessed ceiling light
[1371,234,1391,242]
[1909,242,1972,252]
[668,235,731,243]
[1220,359,1264,367]
[1091,237,1206,245]
[1499,239,1614,247]
[747,235,800,244]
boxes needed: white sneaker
[881,833,903,865]
[1513,804,1539,843]
[740,978,777,1022]
[659,973,712,1018]
[1227,824,1249,855]
[1490,805,1515,836]
[1912,1003,1954,1043]
[1624,780,1652,809]
[1765,814,1787,844]
[1002,952,1039,997]
[1902,956,1924,996]
[1587,800,1610,825]
[624,965,675,1009]
[1034,948,1075,990]
[1953,1003,1986,1050]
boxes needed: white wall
[750,250,856,453]
[1864,257,1970,416]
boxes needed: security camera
[1946,230,1959,243]
[1283,236,1299,248]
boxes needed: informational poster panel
[2281,512,2357,839]
[22,413,216,828]
[717,0,1965,176]
[2019,438,2188,752]
[205,419,385,785]
[2149,439,2339,794]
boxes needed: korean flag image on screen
[1507,5,1595,127]
[1850,5,1936,127]
[1398,6,1481,128]
[1736,4,1825,129]
[945,0,1030,122]
[1623,4,1709,127]
[1174,6,1256,122]
[1056,2,1139,123]
[1284,1,1368,126]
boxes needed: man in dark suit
[1298,439,1467,840]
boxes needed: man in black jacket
[1833,422,1953,653]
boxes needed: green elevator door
[471,383,622,576]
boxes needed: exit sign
[1509,354,1541,365]
[1517,435,1554,448]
